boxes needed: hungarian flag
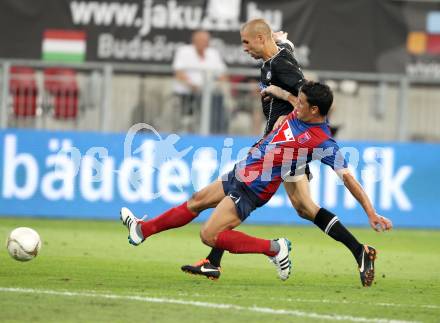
[42,30,86,62]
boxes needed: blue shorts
[221,168,264,222]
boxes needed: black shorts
[221,168,263,222]
[284,164,313,182]
[305,164,313,181]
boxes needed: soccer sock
[214,230,277,257]
[206,248,224,267]
[313,208,363,263]
[139,202,197,238]
[205,242,277,267]
[270,240,281,254]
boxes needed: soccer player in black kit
[179,19,391,286]
[258,34,304,134]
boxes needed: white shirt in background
[172,45,227,94]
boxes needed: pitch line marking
[173,292,440,310]
[0,287,419,323]
[283,297,440,311]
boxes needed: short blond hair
[241,18,272,39]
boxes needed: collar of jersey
[298,118,328,127]
[262,46,284,64]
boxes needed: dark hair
[300,81,333,116]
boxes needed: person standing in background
[172,30,228,133]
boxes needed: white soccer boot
[120,207,145,246]
[268,238,292,281]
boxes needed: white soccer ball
[6,227,42,261]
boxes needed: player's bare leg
[186,175,375,285]
[120,180,225,245]
[182,176,375,285]
[199,197,242,247]
[284,176,378,286]
[182,175,315,278]
[283,175,320,221]
[199,196,292,281]
[187,180,226,213]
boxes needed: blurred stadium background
[1,1,440,322]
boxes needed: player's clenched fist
[261,85,291,101]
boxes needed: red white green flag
[42,30,86,62]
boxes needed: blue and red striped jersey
[235,111,347,204]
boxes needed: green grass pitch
[0,217,439,322]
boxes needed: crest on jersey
[270,120,295,144]
[298,131,311,144]
[266,71,272,81]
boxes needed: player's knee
[199,227,216,247]
[190,191,200,202]
[294,203,314,221]
[289,197,307,218]
[296,203,320,221]
[188,191,204,213]
[295,206,308,219]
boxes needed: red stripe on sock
[215,230,276,256]
[140,202,197,238]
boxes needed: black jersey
[260,42,305,135]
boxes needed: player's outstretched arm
[337,169,393,232]
[261,85,298,108]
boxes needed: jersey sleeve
[278,41,294,53]
[272,56,304,96]
[317,139,348,171]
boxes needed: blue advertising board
[1,128,439,228]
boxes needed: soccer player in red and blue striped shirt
[120,81,392,286]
